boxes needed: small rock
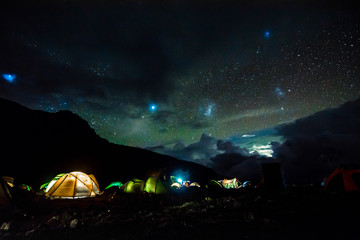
[70,219,79,229]
[244,212,255,223]
[0,222,11,231]
[263,218,271,225]
[25,229,35,237]
[254,196,262,202]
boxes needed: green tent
[207,179,223,189]
[122,178,145,193]
[19,184,31,191]
[144,177,168,194]
[122,177,169,194]
[105,181,123,190]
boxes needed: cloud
[150,110,176,124]
[220,107,285,125]
[273,97,360,184]
[146,133,222,167]
[211,153,274,181]
[146,132,278,181]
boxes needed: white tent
[45,171,100,199]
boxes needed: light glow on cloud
[249,143,273,157]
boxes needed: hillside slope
[0,98,218,188]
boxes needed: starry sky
[1,0,359,149]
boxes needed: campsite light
[177,178,183,184]
[2,74,16,83]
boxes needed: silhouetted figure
[260,162,285,191]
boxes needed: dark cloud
[278,98,360,137]
[146,133,276,181]
[190,121,211,130]
[273,97,360,184]
[217,139,246,153]
[211,139,275,181]
[146,133,220,167]
[211,153,274,181]
[150,110,176,124]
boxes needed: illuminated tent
[41,173,65,192]
[207,179,223,189]
[0,176,13,209]
[105,181,123,190]
[3,176,14,188]
[45,171,100,199]
[122,177,169,194]
[169,175,201,189]
[122,178,145,193]
[190,182,201,187]
[171,182,182,189]
[324,166,360,192]
[221,178,241,189]
[144,177,168,194]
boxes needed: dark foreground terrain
[1,186,360,240]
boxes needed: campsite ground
[1,186,360,240]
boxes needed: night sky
[1,0,359,150]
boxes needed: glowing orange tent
[324,166,360,192]
[45,171,100,199]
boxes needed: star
[149,103,158,112]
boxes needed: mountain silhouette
[0,97,218,188]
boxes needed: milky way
[0,0,359,148]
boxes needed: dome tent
[122,177,169,194]
[144,176,168,194]
[221,178,241,189]
[45,171,100,199]
[324,165,360,192]
[41,173,65,192]
[121,178,145,193]
[0,176,13,209]
[121,169,170,194]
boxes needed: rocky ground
[1,186,360,240]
